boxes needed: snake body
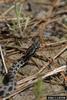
[0,37,40,98]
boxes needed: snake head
[23,36,40,62]
[32,35,40,49]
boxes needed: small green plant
[8,1,30,38]
[14,2,22,36]
[33,78,44,100]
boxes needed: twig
[53,46,67,59]
[0,17,23,22]
[0,2,21,18]
[41,40,67,48]
[1,5,15,17]
[42,65,66,78]
[0,45,8,73]
[55,10,67,17]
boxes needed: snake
[0,36,40,98]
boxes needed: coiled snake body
[0,37,40,98]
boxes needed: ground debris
[0,0,67,100]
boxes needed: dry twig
[0,45,8,73]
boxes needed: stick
[0,45,8,73]
[42,65,66,78]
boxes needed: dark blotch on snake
[0,90,4,96]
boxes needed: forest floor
[0,0,67,100]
